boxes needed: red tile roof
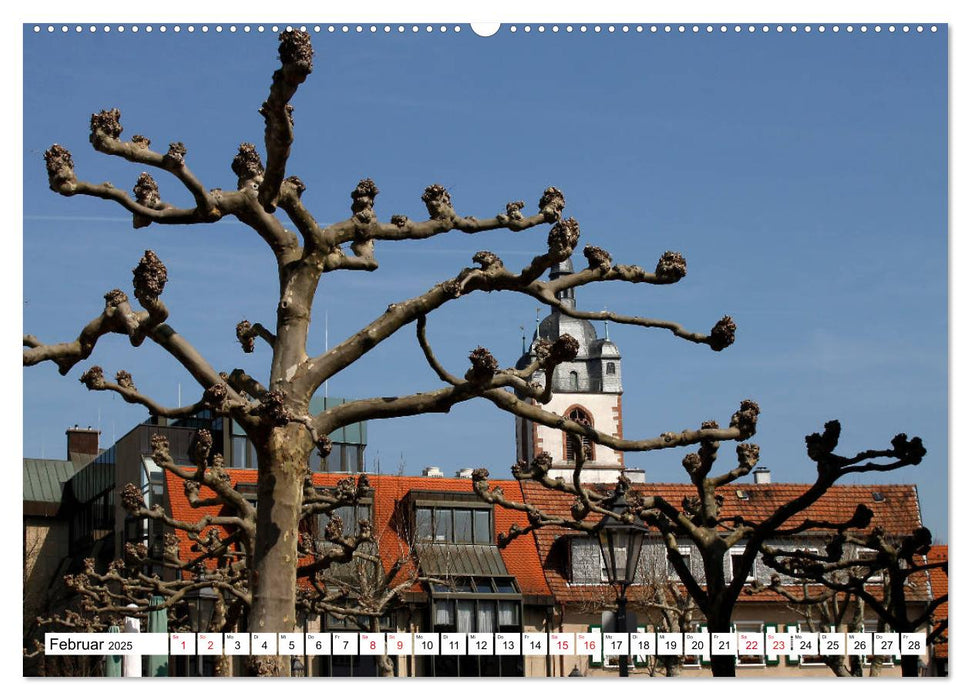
[163,471,926,608]
[163,470,551,598]
[927,544,948,659]
[517,480,925,605]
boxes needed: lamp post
[185,583,217,677]
[597,484,646,678]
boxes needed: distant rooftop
[23,458,85,515]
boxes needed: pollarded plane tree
[568,557,702,677]
[472,418,924,676]
[752,572,884,677]
[296,510,423,678]
[37,430,371,676]
[23,30,738,674]
[759,521,947,677]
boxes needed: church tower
[515,258,627,483]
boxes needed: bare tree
[571,571,701,677]
[296,495,420,677]
[39,429,373,676]
[25,30,741,674]
[761,525,946,677]
[474,420,924,676]
[750,573,885,677]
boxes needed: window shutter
[589,624,602,667]
[700,624,710,667]
[785,624,799,666]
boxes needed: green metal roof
[416,543,511,578]
[23,458,79,505]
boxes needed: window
[667,545,693,581]
[605,362,616,375]
[682,622,703,667]
[564,407,593,462]
[415,506,492,544]
[310,443,365,473]
[319,613,395,677]
[453,509,473,542]
[431,596,522,677]
[736,622,765,666]
[569,371,579,390]
[570,537,647,584]
[230,421,255,469]
[473,510,491,544]
[730,548,756,583]
[864,620,895,667]
[318,503,371,540]
[416,507,432,539]
[797,623,826,666]
[856,548,884,583]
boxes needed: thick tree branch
[258,30,313,213]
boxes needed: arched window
[564,407,593,462]
[569,371,579,390]
[605,362,616,375]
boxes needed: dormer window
[415,504,492,544]
[605,362,616,375]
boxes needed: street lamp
[185,583,218,676]
[597,485,647,678]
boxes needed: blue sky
[22,25,948,538]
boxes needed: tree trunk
[706,613,736,677]
[214,655,232,677]
[247,425,312,676]
[378,655,395,677]
[900,655,921,677]
[663,657,683,676]
[701,551,736,677]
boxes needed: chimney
[753,467,771,484]
[456,468,474,479]
[422,466,444,478]
[66,425,100,460]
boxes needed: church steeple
[549,259,576,310]
[515,256,626,482]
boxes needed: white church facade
[514,259,644,484]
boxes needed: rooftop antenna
[177,383,182,408]
[603,306,610,340]
[535,307,541,336]
[520,324,526,354]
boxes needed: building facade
[515,259,637,484]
